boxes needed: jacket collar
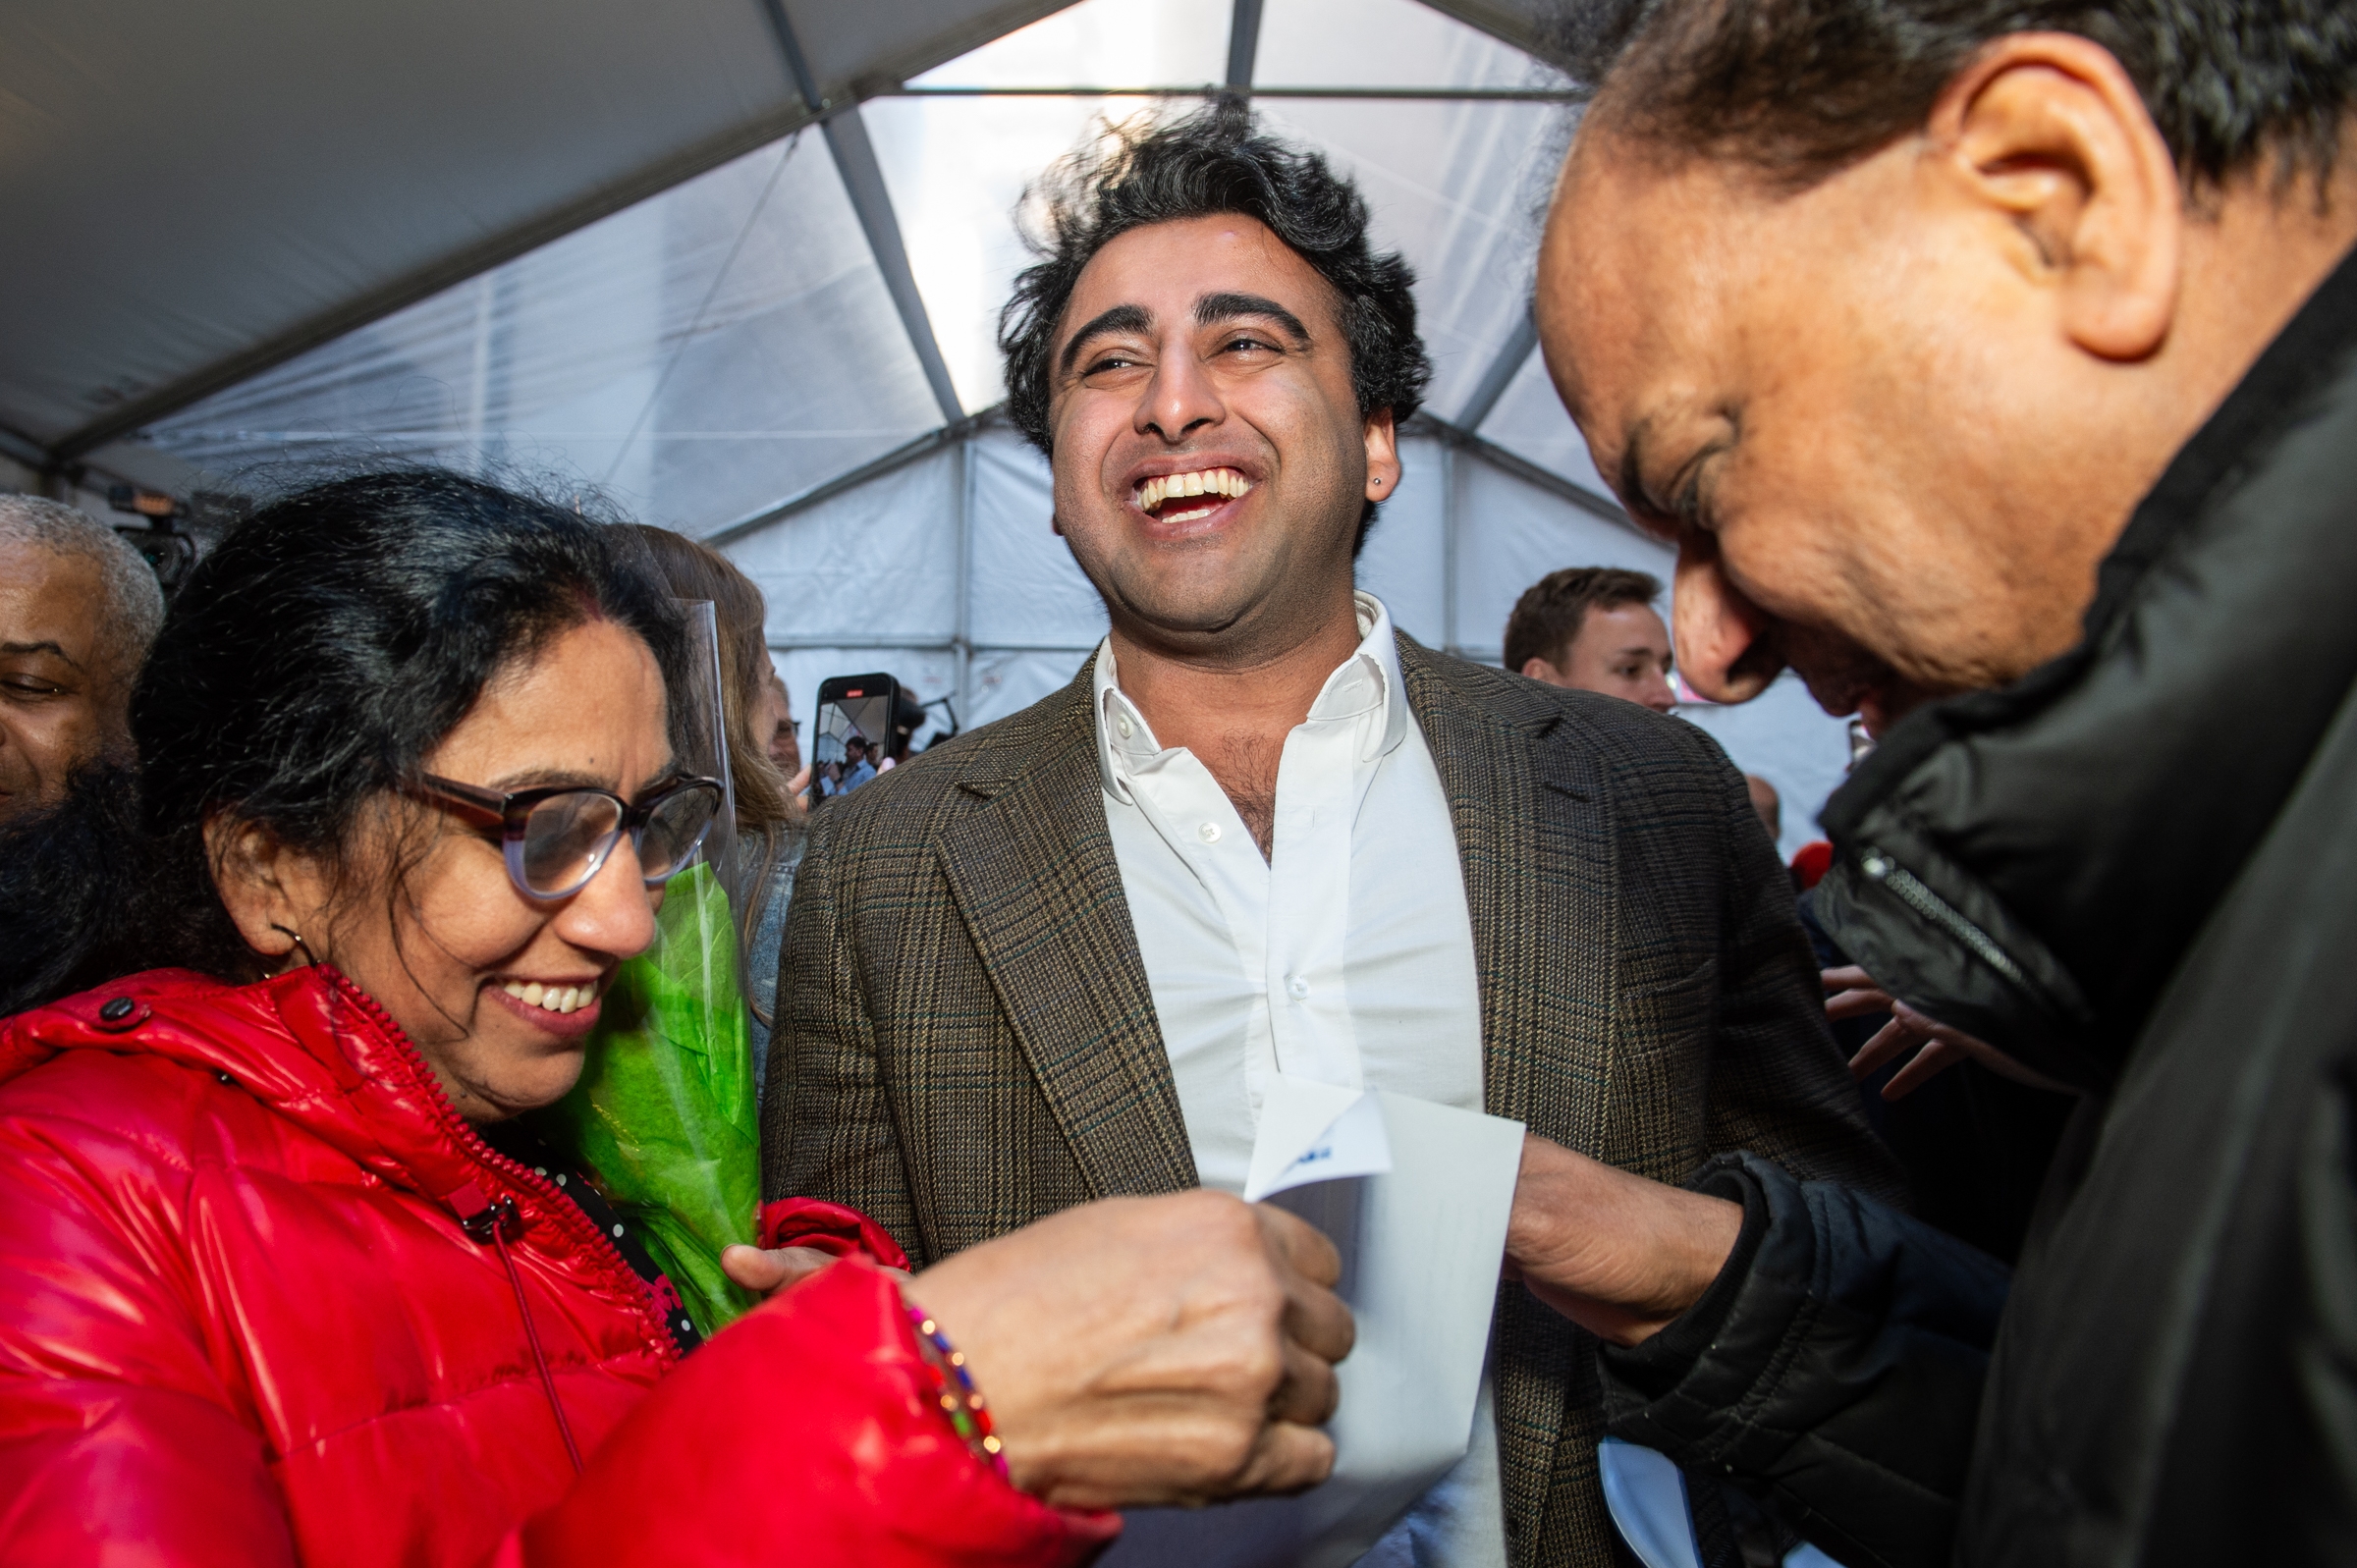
[1818,242,2357,1085]
[7,964,561,1210]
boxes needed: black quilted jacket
[1601,245,2357,1568]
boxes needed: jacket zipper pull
[450,1181,521,1241]
[447,1180,583,1474]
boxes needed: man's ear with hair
[206,816,336,968]
[1361,407,1402,503]
[1925,31,2183,362]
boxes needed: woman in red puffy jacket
[0,472,1350,1567]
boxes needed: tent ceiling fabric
[0,0,1856,845]
[121,0,1607,542]
[0,0,1071,463]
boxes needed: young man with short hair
[768,107,1898,1566]
[1504,566,1675,713]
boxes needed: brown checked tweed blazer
[763,634,1903,1567]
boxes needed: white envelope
[1105,1077,1525,1568]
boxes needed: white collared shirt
[1094,593,1505,1567]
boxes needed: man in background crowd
[1503,566,1674,713]
[1486,0,2357,1562]
[770,106,1898,1567]
[837,732,875,792]
[1507,566,1788,850]
[0,496,163,823]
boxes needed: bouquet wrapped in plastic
[534,597,762,1338]
[538,858,760,1336]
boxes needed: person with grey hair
[0,494,166,821]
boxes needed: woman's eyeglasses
[413,773,724,901]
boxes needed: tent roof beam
[763,2,964,425]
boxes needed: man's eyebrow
[1194,292,1311,345]
[1059,304,1153,378]
[0,640,80,668]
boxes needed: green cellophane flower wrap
[537,860,759,1337]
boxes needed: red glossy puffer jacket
[0,965,1118,1567]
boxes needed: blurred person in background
[756,664,801,778]
[0,470,1355,1567]
[0,495,169,1014]
[616,525,805,1087]
[839,731,876,791]
[1502,565,1675,713]
[0,494,163,822]
[1479,1,2357,1563]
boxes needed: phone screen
[810,674,899,804]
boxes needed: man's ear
[1519,656,1562,684]
[1362,406,1402,502]
[1927,31,2182,361]
[204,815,327,965]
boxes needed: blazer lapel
[1399,634,1620,1554]
[1398,635,1618,1148]
[935,668,1198,1199]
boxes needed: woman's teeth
[503,980,596,1015]
[1135,466,1252,518]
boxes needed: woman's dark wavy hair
[998,103,1432,550]
[1552,0,2357,196]
[2,470,687,1005]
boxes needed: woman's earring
[268,923,318,971]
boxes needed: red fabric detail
[0,969,1107,1567]
[515,1260,1119,1567]
[762,1196,913,1271]
[1790,839,1836,891]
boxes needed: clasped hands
[722,1191,1354,1512]
[711,1142,1746,1515]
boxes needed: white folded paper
[1105,1075,1525,1568]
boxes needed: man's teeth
[503,980,596,1014]
[1135,467,1253,514]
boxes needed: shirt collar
[1094,592,1408,804]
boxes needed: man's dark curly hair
[998,105,1432,548]
[1552,0,2357,196]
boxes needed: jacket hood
[1817,244,2357,1089]
[0,964,505,1210]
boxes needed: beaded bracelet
[905,1303,1011,1479]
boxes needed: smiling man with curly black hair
[766,105,1900,1568]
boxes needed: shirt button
[1288,976,1311,1000]
[1199,822,1221,842]
[1116,715,1134,739]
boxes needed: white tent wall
[716,420,1856,858]
[1,0,1861,859]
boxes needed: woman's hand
[718,1243,852,1297]
[1502,1134,1743,1347]
[904,1190,1353,1512]
[1825,966,2074,1099]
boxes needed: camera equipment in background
[810,673,901,805]
[105,485,249,597]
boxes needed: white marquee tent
[0,0,1851,851]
